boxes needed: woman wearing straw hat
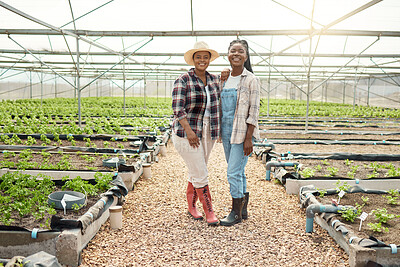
[171,41,221,225]
[219,39,260,226]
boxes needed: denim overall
[221,88,249,199]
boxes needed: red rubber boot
[195,185,219,225]
[187,182,203,220]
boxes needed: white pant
[172,117,215,188]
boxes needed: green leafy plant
[67,134,74,142]
[299,167,315,178]
[94,172,114,191]
[361,196,369,205]
[347,171,355,179]
[40,150,51,159]
[25,136,37,145]
[344,159,353,166]
[0,172,56,227]
[387,189,400,197]
[371,208,399,224]
[368,171,378,179]
[383,190,399,205]
[80,154,96,164]
[19,149,33,160]
[40,134,51,145]
[2,150,16,158]
[325,167,339,177]
[386,166,400,177]
[347,165,359,179]
[117,143,125,149]
[321,159,330,166]
[338,206,360,223]
[368,222,389,233]
[71,203,85,212]
[335,180,351,193]
[62,176,98,196]
[11,134,22,144]
[316,188,327,198]
[103,141,111,148]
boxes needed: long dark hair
[228,39,253,73]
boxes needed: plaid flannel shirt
[229,68,260,144]
[172,68,220,139]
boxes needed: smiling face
[228,43,248,70]
[193,51,211,72]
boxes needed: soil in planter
[6,187,99,230]
[317,192,400,245]
[297,159,400,179]
[0,151,141,171]
[0,137,150,150]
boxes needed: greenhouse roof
[0,0,399,83]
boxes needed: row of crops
[1,97,400,120]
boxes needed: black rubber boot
[220,198,244,227]
[242,192,249,220]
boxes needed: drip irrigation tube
[305,204,355,233]
[261,129,400,136]
[265,161,299,181]
[253,142,275,150]
[264,139,400,145]
[300,185,390,233]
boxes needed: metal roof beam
[1,59,399,70]
[0,1,146,65]
[0,49,398,58]
[1,29,399,37]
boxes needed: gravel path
[81,141,349,266]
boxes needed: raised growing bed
[299,185,400,267]
[0,132,170,266]
[0,171,129,266]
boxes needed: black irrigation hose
[263,129,400,135]
[0,133,159,142]
[260,123,399,129]
[0,145,143,155]
[259,118,400,124]
[288,152,400,161]
[8,114,172,120]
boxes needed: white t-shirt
[223,74,241,90]
[204,85,211,117]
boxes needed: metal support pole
[29,70,32,99]
[367,77,371,106]
[54,73,57,98]
[267,37,273,118]
[325,82,328,103]
[343,79,346,104]
[144,68,147,108]
[353,68,358,111]
[157,72,159,103]
[40,65,43,105]
[165,73,167,101]
[305,0,316,132]
[123,58,126,117]
[76,37,82,127]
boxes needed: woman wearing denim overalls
[220,40,260,227]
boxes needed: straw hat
[184,41,219,66]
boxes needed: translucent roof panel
[0,0,399,83]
